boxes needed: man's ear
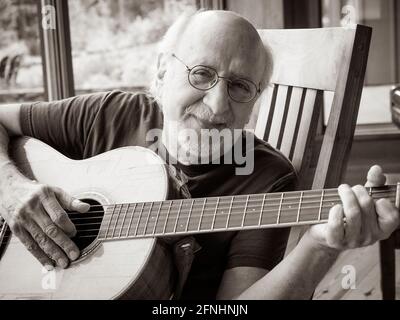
[155,53,168,90]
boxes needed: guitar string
[66,189,397,216]
[67,187,397,211]
[66,192,396,222]
[1,193,396,233]
[1,197,396,244]
[0,193,397,243]
[67,191,397,219]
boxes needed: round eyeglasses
[172,54,261,103]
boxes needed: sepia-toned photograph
[0,0,399,306]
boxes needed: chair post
[379,234,396,300]
[312,25,372,189]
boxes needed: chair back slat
[267,85,290,148]
[281,87,305,159]
[255,84,322,184]
[255,84,276,141]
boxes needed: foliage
[0,0,196,90]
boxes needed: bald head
[176,11,267,77]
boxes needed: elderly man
[0,10,398,300]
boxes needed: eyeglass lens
[188,65,257,103]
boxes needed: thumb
[53,187,90,213]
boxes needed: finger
[338,184,362,248]
[33,207,80,261]
[365,165,386,187]
[375,198,400,239]
[11,223,54,270]
[325,204,345,249]
[53,187,90,213]
[352,185,379,246]
[25,219,69,268]
[41,190,76,237]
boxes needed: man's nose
[202,80,231,116]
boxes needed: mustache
[184,104,232,126]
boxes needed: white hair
[149,9,274,100]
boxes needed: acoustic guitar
[0,137,398,299]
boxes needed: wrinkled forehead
[175,12,266,77]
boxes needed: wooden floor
[313,242,400,300]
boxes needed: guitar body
[0,137,176,299]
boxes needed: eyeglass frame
[171,53,262,103]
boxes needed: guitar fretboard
[96,185,399,241]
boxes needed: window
[0,0,45,103]
[68,0,198,94]
[322,0,400,125]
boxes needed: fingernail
[58,258,68,268]
[69,250,79,260]
[45,264,54,271]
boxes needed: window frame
[38,0,75,101]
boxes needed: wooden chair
[252,24,373,292]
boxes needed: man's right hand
[1,178,90,270]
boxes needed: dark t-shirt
[20,90,298,299]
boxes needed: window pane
[68,0,198,93]
[0,0,44,103]
[226,0,284,29]
[322,0,396,85]
[322,0,397,124]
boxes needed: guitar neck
[96,184,400,241]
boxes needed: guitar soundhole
[69,199,104,251]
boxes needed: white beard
[162,120,239,165]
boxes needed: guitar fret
[162,201,173,235]
[241,195,249,227]
[134,203,145,236]
[197,198,207,231]
[143,202,154,236]
[258,194,266,226]
[173,200,184,234]
[112,204,123,238]
[118,204,129,238]
[318,190,324,221]
[225,196,234,229]
[276,193,284,224]
[126,203,137,237]
[152,202,162,235]
[211,198,220,230]
[112,205,122,238]
[185,199,195,232]
[105,205,116,238]
[296,192,303,223]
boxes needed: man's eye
[232,80,250,92]
[193,69,213,78]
